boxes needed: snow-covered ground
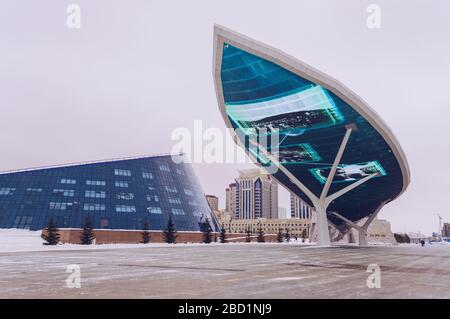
[0,234,449,298]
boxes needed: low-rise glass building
[0,154,219,232]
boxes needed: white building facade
[227,169,278,220]
[290,193,313,219]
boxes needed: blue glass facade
[0,155,219,232]
[219,43,406,226]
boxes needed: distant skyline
[1,1,449,234]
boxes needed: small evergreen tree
[201,219,213,244]
[41,217,60,245]
[404,233,411,244]
[80,217,95,245]
[219,224,227,243]
[394,233,411,244]
[245,227,252,243]
[277,228,284,243]
[284,228,291,243]
[257,222,265,243]
[141,220,151,244]
[301,228,307,243]
[163,215,177,244]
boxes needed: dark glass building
[0,154,219,232]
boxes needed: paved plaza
[0,243,449,298]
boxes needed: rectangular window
[60,179,76,184]
[146,195,159,202]
[172,208,185,215]
[0,188,16,195]
[83,203,106,211]
[116,192,134,200]
[159,164,170,172]
[86,180,106,186]
[114,169,131,176]
[184,189,194,196]
[115,181,129,188]
[26,188,43,192]
[116,205,136,213]
[188,201,198,206]
[53,189,75,197]
[142,171,153,179]
[49,202,73,210]
[147,207,162,214]
[168,197,181,204]
[85,190,106,198]
[165,186,177,193]
[12,216,33,229]
[175,168,185,175]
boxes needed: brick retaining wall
[55,228,278,244]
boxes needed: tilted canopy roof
[213,25,410,226]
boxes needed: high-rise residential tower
[229,168,278,220]
[290,193,313,219]
[205,194,219,211]
[225,183,237,217]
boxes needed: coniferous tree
[219,224,227,243]
[141,220,151,244]
[301,228,307,243]
[201,219,213,244]
[257,222,265,243]
[245,227,252,243]
[41,217,60,245]
[277,228,284,243]
[404,233,411,244]
[284,227,291,243]
[80,217,95,245]
[163,215,177,244]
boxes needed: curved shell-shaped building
[213,25,410,245]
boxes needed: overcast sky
[1,0,449,235]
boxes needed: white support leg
[248,128,379,248]
[331,201,387,246]
[315,203,330,246]
[320,128,352,201]
[248,139,319,203]
[325,173,378,206]
[313,128,352,246]
[327,219,346,242]
[331,212,367,246]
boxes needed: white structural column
[331,201,387,246]
[320,128,353,201]
[249,127,378,247]
[314,128,353,246]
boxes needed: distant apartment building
[357,218,396,244]
[290,193,313,219]
[443,223,450,237]
[226,169,278,220]
[225,183,237,217]
[205,195,219,211]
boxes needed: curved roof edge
[212,24,411,202]
[0,153,184,176]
